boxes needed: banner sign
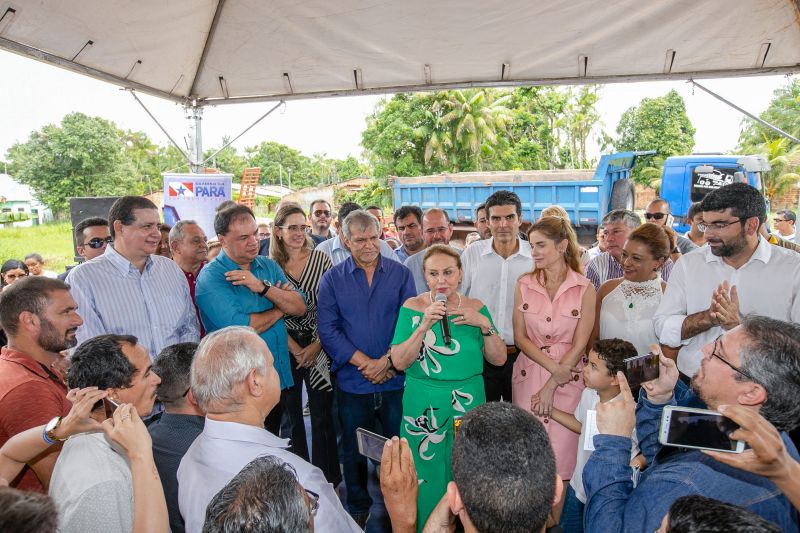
[162,173,232,238]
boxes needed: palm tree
[424,89,513,171]
[759,136,800,205]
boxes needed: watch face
[45,416,60,432]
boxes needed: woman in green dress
[390,244,507,529]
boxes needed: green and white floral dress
[391,305,495,530]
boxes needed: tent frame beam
[0,35,186,104]
[1,32,797,107]
[689,78,800,144]
[188,0,227,99]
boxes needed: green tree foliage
[738,78,800,152]
[736,79,800,206]
[614,89,695,185]
[204,137,247,178]
[362,86,605,178]
[7,113,135,215]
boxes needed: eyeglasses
[697,218,744,233]
[82,236,113,249]
[644,212,667,220]
[710,335,757,382]
[278,224,309,234]
[304,489,319,516]
[313,210,331,217]
[773,217,789,223]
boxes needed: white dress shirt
[654,238,800,376]
[460,238,533,345]
[315,234,400,266]
[177,418,360,533]
[66,245,200,359]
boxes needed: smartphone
[356,428,388,462]
[659,406,745,453]
[624,352,660,390]
[103,397,120,419]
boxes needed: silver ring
[120,414,130,420]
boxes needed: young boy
[532,338,642,533]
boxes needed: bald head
[423,208,453,246]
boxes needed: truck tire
[610,178,635,211]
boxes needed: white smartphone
[356,427,388,462]
[659,406,745,453]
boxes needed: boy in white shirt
[533,338,642,532]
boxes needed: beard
[707,228,748,257]
[37,316,77,352]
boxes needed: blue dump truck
[391,151,654,240]
[392,151,771,240]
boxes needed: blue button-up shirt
[583,381,800,533]
[317,256,415,394]
[67,245,200,359]
[195,250,296,390]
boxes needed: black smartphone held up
[356,427,388,462]
[659,406,745,453]
[623,352,660,390]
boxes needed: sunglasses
[82,237,113,249]
[644,212,667,220]
[313,210,331,217]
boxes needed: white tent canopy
[1,0,798,106]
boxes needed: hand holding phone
[623,352,660,390]
[659,406,745,453]
[640,344,679,403]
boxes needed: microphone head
[434,293,447,303]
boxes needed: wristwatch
[386,353,395,370]
[43,416,66,444]
[259,279,272,296]
[481,325,497,337]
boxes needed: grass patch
[0,222,76,273]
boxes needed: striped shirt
[66,245,200,359]
[585,251,673,290]
[282,249,334,391]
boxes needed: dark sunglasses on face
[644,212,667,220]
[83,237,113,249]
[313,210,331,217]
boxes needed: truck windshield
[690,166,738,202]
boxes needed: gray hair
[190,326,269,413]
[602,209,641,229]
[342,209,380,240]
[202,456,311,533]
[168,220,200,246]
[737,315,800,432]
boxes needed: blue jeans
[338,388,403,515]
[559,484,585,533]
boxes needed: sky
[0,49,793,168]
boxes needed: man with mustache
[654,182,800,379]
[0,277,83,492]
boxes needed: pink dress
[512,269,590,479]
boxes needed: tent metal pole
[127,90,192,164]
[200,100,284,165]
[185,104,204,173]
[688,79,800,144]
